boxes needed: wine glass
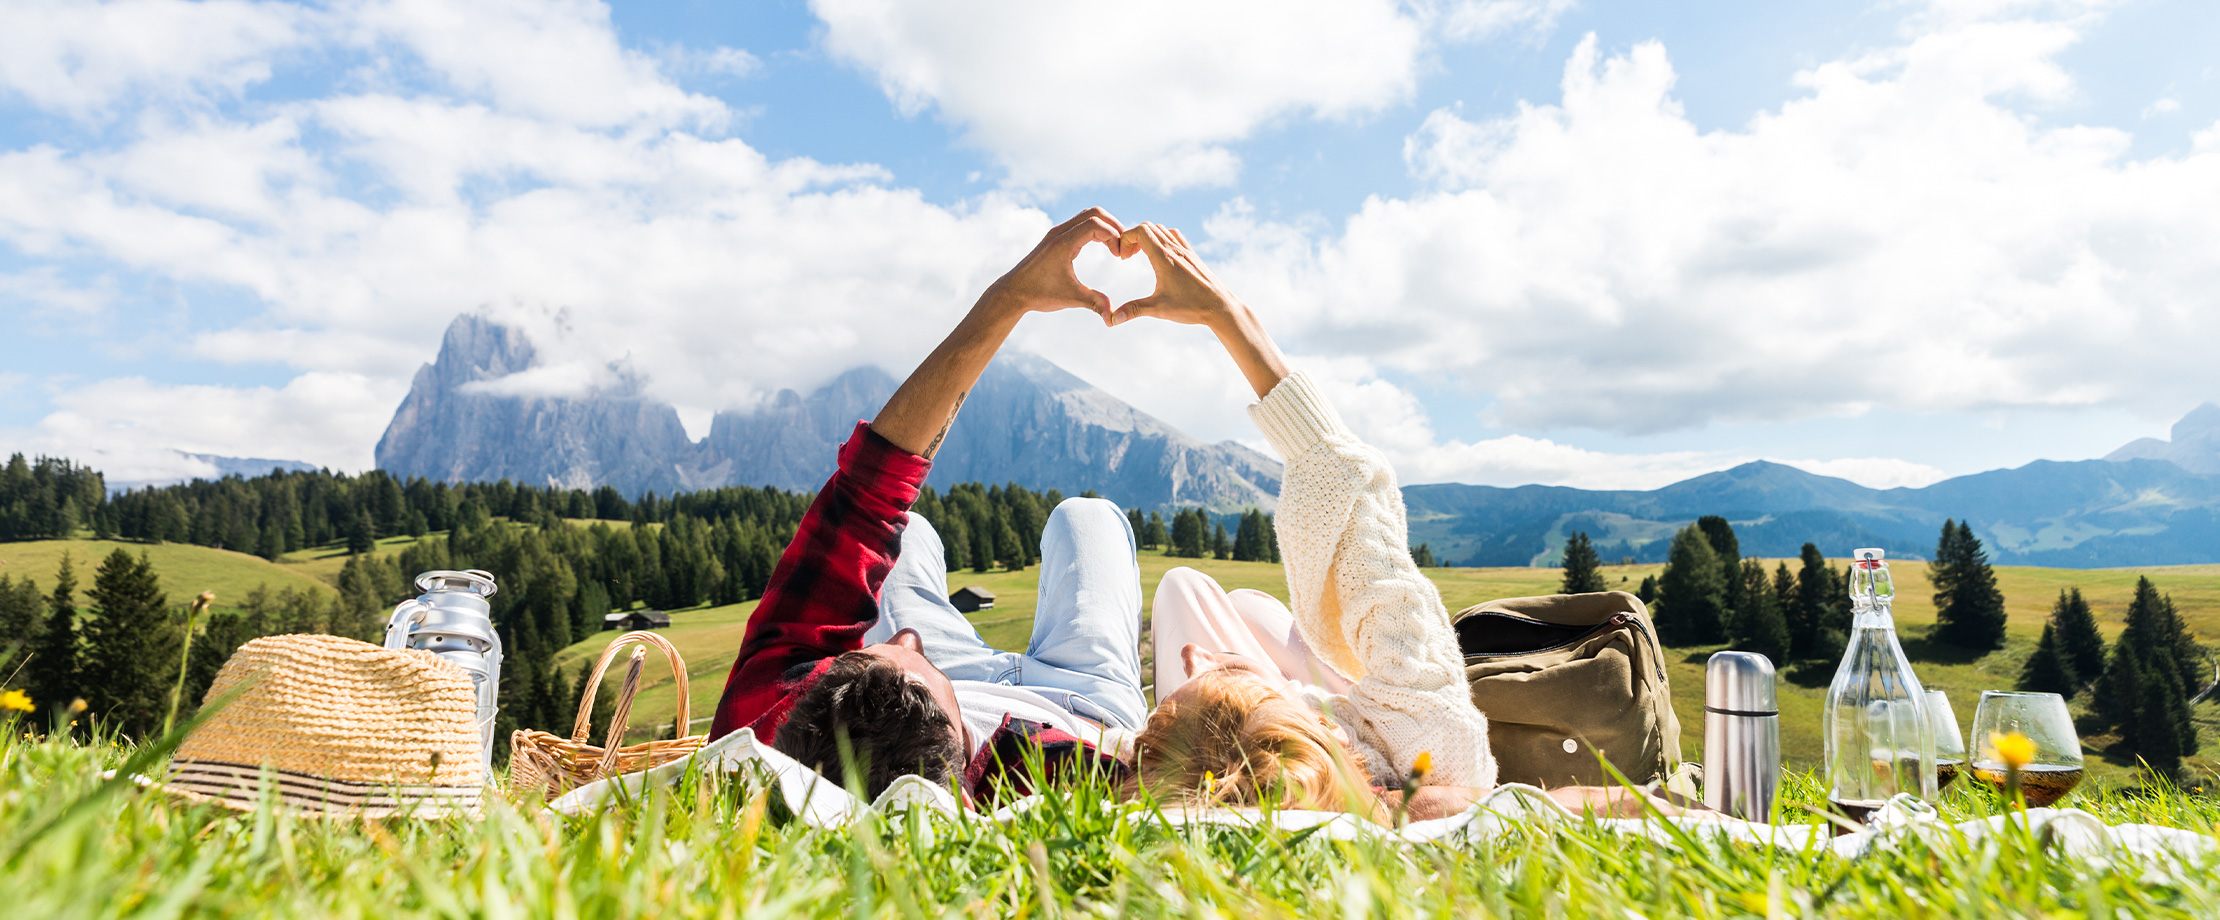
[1926,690,1967,790]
[1970,691,2084,807]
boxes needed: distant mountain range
[368,314,2220,567]
[374,315,1281,511]
[1407,451,2220,568]
[106,452,320,492]
[2106,402,2220,474]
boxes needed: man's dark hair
[773,651,965,799]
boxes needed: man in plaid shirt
[710,208,1143,802]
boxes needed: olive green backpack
[1453,590,1683,788]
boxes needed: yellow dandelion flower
[1411,751,1434,782]
[1988,731,2036,770]
[0,689,31,713]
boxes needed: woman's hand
[1108,223,1243,330]
[1110,222,1291,398]
[980,207,1133,321]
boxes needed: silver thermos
[384,570,503,773]
[1702,650,1779,821]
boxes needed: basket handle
[570,629,694,744]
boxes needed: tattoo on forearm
[923,390,967,459]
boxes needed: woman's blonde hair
[1126,669,1372,814]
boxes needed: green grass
[4,725,2219,919]
[0,539,334,612]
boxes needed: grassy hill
[548,554,2218,786]
[0,539,336,610]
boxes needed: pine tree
[2017,624,2076,695]
[2133,664,2188,775]
[2100,578,2203,765]
[1411,543,1436,568]
[1932,521,2006,650]
[994,513,1024,571]
[1170,509,1205,559]
[2052,588,2107,686]
[1212,523,1231,560]
[1635,575,1658,605]
[347,509,376,555]
[1790,544,1839,660]
[2157,594,2206,699]
[1928,520,1965,606]
[1126,508,1145,545]
[1233,510,1267,562]
[1771,563,1796,625]
[1695,516,1743,634]
[1559,531,1607,594]
[969,509,994,574]
[26,553,78,728]
[1655,525,1728,645]
[1144,512,1168,553]
[0,575,42,683]
[77,550,177,740]
[1732,558,1790,666]
[2091,640,2143,730]
[941,512,971,573]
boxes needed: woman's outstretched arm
[1111,222,1497,792]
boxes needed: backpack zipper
[1463,612,1632,658]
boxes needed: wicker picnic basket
[508,630,707,799]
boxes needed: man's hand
[871,207,1132,458]
[981,207,1134,322]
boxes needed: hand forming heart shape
[985,208,1247,333]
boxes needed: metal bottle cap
[1705,651,1778,714]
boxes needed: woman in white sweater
[1114,222,1669,822]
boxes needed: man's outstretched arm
[709,208,1133,741]
[871,207,1132,456]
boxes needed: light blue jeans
[864,498,1147,730]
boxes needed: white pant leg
[1020,497,1147,728]
[867,512,1019,681]
[1151,567,1356,700]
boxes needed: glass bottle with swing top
[1821,548,1936,830]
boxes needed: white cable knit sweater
[1249,371,1499,791]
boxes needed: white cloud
[1431,0,1576,42]
[809,0,1567,192]
[1773,457,1949,490]
[0,0,308,117]
[1214,5,2220,440]
[6,0,2211,498]
[18,372,401,477]
[0,0,1060,469]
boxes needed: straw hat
[163,633,484,818]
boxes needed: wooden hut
[949,586,996,613]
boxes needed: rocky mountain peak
[376,314,1282,509]
[2105,402,2220,475]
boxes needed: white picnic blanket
[546,730,2217,863]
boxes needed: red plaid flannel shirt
[708,421,931,742]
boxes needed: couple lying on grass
[708,209,1675,823]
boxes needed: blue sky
[2,0,2216,489]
